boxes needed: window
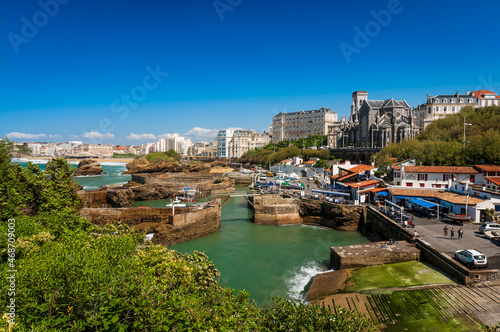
[443,174,452,181]
[450,99,455,103]
[470,175,475,183]
[452,106,455,112]
[435,107,439,112]
[433,184,442,188]
[420,183,425,187]
[444,107,447,113]
[418,173,428,181]
[460,99,464,103]
[406,182,413,187]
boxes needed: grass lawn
[346,261,455,292]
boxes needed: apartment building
[271,107,338,142]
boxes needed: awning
[301,183,305,189]
[377,191,388,196]
[311,189,350,197]
[409,198,437,209]
[385,200,403,210]
[396,196,417,200]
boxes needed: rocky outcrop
[300,200,364,231]
[123,158,183,174]
[74,159,104,176]
[124,157,229,174]
[102,183,174,207]
[106,188,135,207]
[252,195,303,225]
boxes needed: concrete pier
[330,241,420,270]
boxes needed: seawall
[251,195,302,225]
[80,199,222,246]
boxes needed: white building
[156,134,193,156]
[71,144,113,158]
[271,107,338,142]
[216,129,234,158]
[393,166,479,189]
[227,130,271,159]
[472,89,500,108]
[193,141,217,157]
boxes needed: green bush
[145,149,181,163]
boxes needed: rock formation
[74,159,104,176]
[123,158,183,174]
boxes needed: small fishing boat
[445,213,471,222]
[484,230,500,240]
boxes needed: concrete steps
[323,284,500,326]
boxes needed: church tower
[351,91,368,120]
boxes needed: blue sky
[1,0,500,144]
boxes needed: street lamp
[463,116,472,148]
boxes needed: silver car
[479,222,500,234]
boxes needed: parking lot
[403,211,500,270]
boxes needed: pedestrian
[414,230,419,238]
[443,226,448,238]
[450,227,455,239]
[458,228,463,240]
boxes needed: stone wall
[78,189,109,208]
[80,200,221,246]
[330,242,420,270]
[252,195,302,225]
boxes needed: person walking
[444,226,449,239]
[450,227,455,239]
[458,228,463,240]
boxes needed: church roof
[364,98,409,109]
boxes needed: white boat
[484,230,500,240]
[166,199,186,208]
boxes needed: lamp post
[463,117,472,148]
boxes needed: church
[339,91,419,148]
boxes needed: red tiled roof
[393,166,479,174]
[360,187,387,194]
[305,161,316,164]
[331,174,339,179]
[471,89,497,98]
[345,165,374,173]
[486,177,500,186]
[345,179,380,188]
[475,165,500,173]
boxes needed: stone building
[271,107,338,142]
[339,91,419,148]
[227,130,271,159]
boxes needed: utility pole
[463,116,472,148]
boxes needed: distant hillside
[375,106,500,166]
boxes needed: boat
[484,230,500,240]
[445,213,471,222]
[166,198,186,208]
[177,189,197,203]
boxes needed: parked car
[260,175,267,181]
[454,249,488,269]
[307,177,314,181]
[479,222,500,234]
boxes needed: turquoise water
[11,159,131,189]
[168,188,370,308]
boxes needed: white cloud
[183,127,219,139]
[126,133,157,141]
[157,132,181,139]
[48,134,61,138]
[6,132,47,139]
[226,127,245,131]
[83,131,115,139]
